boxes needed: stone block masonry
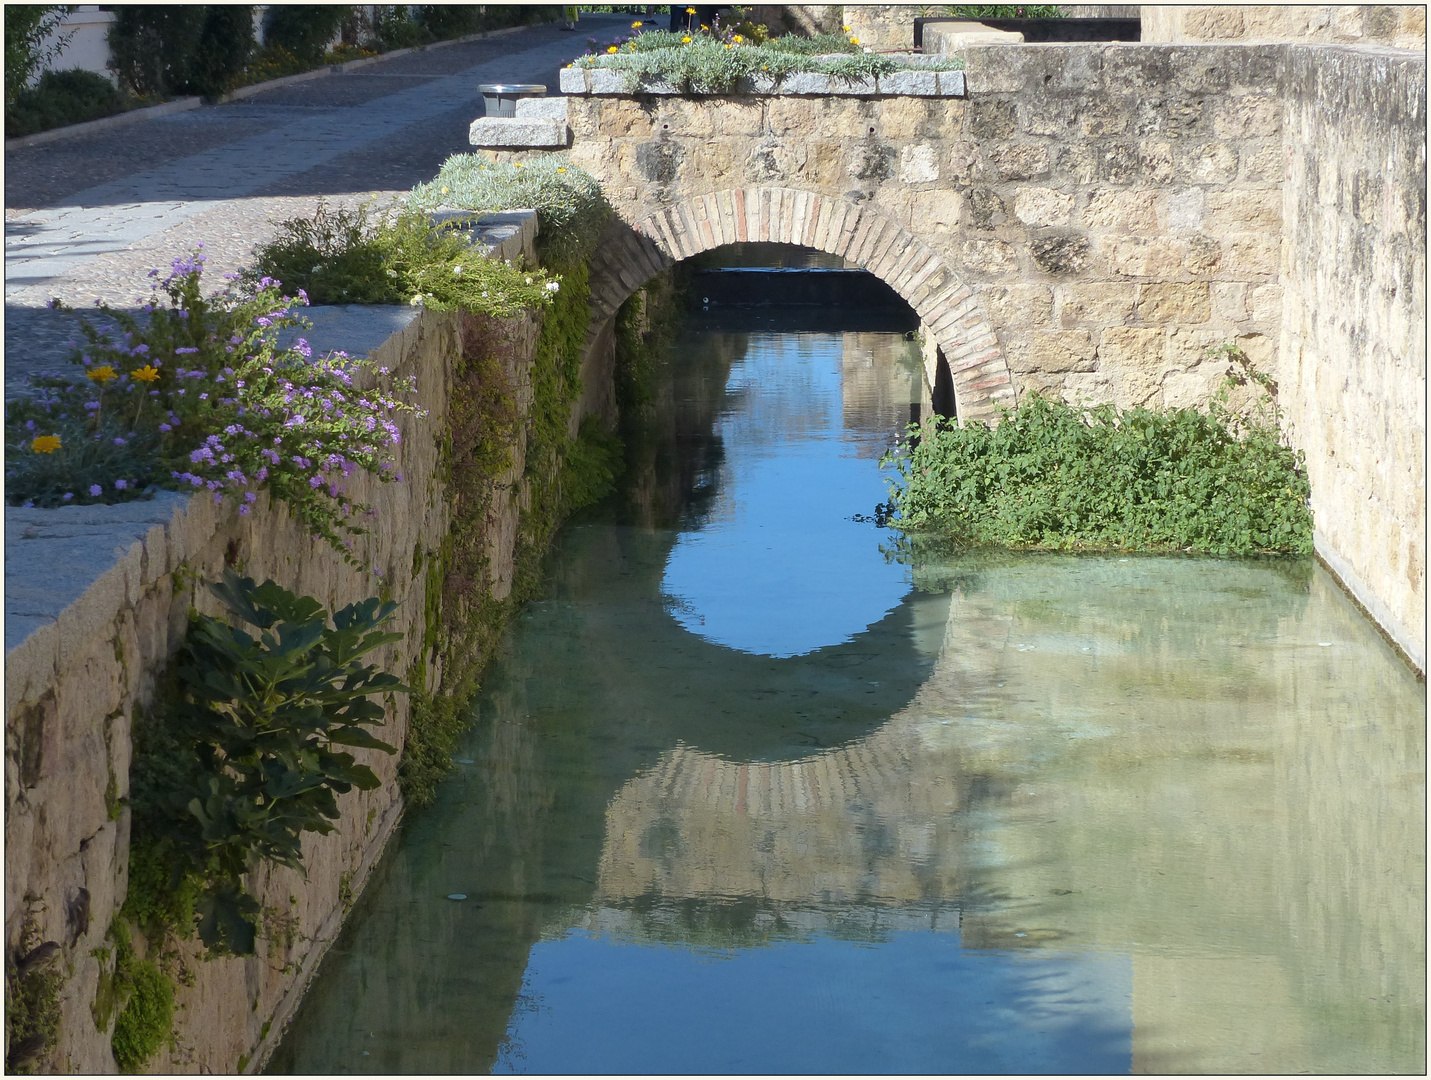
[2,213,611,1072]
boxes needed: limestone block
[982,284,1054,330]
[1177,141,1239,184]
[877,96,928,138]
[1030,235,1093,275]
[936,71,966,97]
[468,117,571,149]
[1098,326,1168,372]
[910,188,962,232]
[1056,283,1137,327]
[1138,140,1175,185]
[1249,284,1283,326]
[1106,236,1187,279]
[1183,233,1223,276]
[1220,232,1280,276]
[877,70,939,97]
[1206,189,1282,231]
[1054,143,1098,186]
[1083,189,1159,233]
[1210,281,1249,323]
[1004,329,1097,373]
[988,142,1051,182]
[1013,187,1074,227]
[1136,282,1212,324]
[827,74,878,96]
[1213,94,1281,138]
[558,67,587,94]
[899,144,939,184]
[1162,360,1227,409]
[711,101,763,137]
[1164,187,1206,231]
[1061,371,1115,406]
[956,237,1019,276]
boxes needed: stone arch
[584,185,1015,424]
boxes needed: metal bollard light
[479,83,547,118]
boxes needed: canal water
[271,280,1426,1075]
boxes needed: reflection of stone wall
[593,555,1425,1073]
[1140,5,1426,47]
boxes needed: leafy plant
[125,571,406,954]
[370,5,433,50]
[941,5,1064,18]
[6,67,129,138]
[4,5,75,106]
[262,5,350,64]
[5,251,424,557]
[108,6,255,100]
[886,363,1313,556]
[104,920,174,1073]
[247,200,562,316]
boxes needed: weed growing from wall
[125,571,406,955]
[887,356,1313,556]
[5,917,63,1074]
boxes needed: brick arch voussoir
[589,187,1016,422]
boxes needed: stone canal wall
[3,212,606,1071]
[1277,43,1426,672]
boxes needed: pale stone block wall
[4,299,548,1072]
[1277,44,1426,671]
[1140,5,1427,49]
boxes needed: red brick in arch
[584,185,1016,424]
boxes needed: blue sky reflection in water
[660,333,915,657]
[494,927,1132,1074]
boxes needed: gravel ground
[3,15,629,398]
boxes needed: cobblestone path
[4,15,629,395]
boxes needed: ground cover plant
[887,354,1313,556]
[4,249,424,557]
[572,17,962,93]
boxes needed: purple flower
[159,423,172,433]
[85,401,101,411]
[239,504,250,516]
[89,484,103,496]
[175,347,199,355]
[198,393,208,401]
[62,492,73,501]
[244,491,257,503]
[113,437,127,446]
[114,479,128,490]
[309,475,323,488]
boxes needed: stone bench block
[778,72,831,94]
[587,69,627,94]
[937,70,967,96]
[826,74,879,95]
[514,96,569,120]
[468,116,571,149]
[559,67,588,94]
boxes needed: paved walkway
[3,15,631,395]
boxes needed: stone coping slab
[558,66,965,97]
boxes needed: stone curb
[5,96,203,150]
[3,22,537,150]
[559,66,966,97]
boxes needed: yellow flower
[700,24,708,31]
[627,41,636,50]
[632,20,643,27]
[849,36,860,45]
[557,166,567,172]
[86,364,117,384]
[681,35,691,43]
[513,161,524,167]
[842,24,851,32]
[607,45,618,53]
[131,364,160,383]
[724,42,732,48]
[441,186,449,194]
[686,6,696,12]
[30,434,61,454]
[732,34,743,43]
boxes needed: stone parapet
[558,65,966,97]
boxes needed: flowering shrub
[5,248,425,558]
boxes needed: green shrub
[4,5,75,106]
[246,200,561,315]
[942,5,1064,18]
[887,364,1313,556]
[5,67,127,139]
[108,920,173,1074]
[370,5,433,50]
[574,28,961,93]
[125,571,407,954]
[108,6,254,99]
[407,155,611,265]
[262,5,349,64]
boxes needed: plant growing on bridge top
[572,25,961,94]
[125,570,406,955]
[886,372,1313,556]
[407,155,612,265]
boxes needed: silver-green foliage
[575,30,961,94]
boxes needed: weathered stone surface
[1013,187,1074,227]
[1004,329,1098,373]
[1057,283,1138,327]
[1137,282,1212,324]
[468,116,570,149]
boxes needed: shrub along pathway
[3,14,631,398]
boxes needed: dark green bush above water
[887,368,1313,557]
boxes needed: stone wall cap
[468,116,571,149]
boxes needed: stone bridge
[474,32,1426,672]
